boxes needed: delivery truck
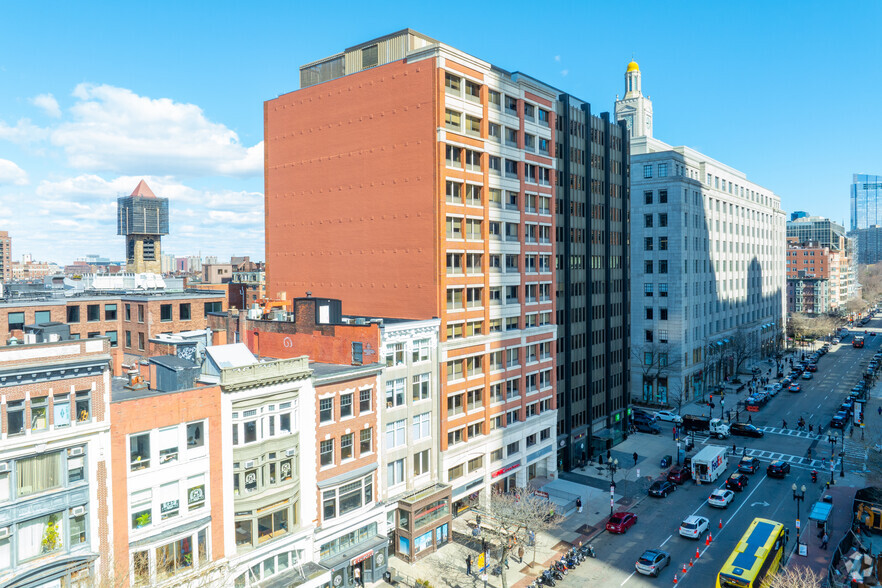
[690,445,728,484]
[681,414,730,439]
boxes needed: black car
[831,412,848,428]
[648,480,677,497]
[767,461,791,478]
[738,456,761,474]
[730,423,765,438]
[726,472,750,492]
[634,420,661,434]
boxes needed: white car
[653,410,683,424]
[679,515,709,539]
[832,338,840,345]
[708,489,735,508]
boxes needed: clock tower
[615,60,653,140]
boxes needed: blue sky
[0,1,878,264]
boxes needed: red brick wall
[110,384,224,586]
[265,59,440,319]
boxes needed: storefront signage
[160,499,179,514]
[188,485,205,506]
[351,550,373,566]
[491,462,520,478]
[533,490,549,499]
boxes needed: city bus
[716,518,785,588]
[854,336,865,348]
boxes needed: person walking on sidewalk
[633,452,639,466]
[466,554,472,576]
[518,545,525,563]
[576,497,583,513]
[821,532,829,550]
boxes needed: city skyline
[0,1,879,263]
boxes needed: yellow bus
[716,518,785,588]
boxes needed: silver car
[635,549,671,577]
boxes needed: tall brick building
[0,231,10,283]
[265,30,559,494]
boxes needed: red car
[606,511,638,534]
[667,466,692,484]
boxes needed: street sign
[798,544,807,556]
[796,519,800,529]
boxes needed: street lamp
[607,457,619,516]
[792,483,806,549]
[840,428,846,478]
[828,435,836,485]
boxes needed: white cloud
[0,159,28,185]
[32,93,61,118]
[554,55,561,62]
[51,83,262,178]
[0,118,49,144]
[560,69,569,77]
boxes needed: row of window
[132,528,209,586]
[445,145,553,185]
[2,390,92,437]
[0,447,86,503]
[130,474,207,531]
[383,339,431,367]
[231,401,297,446]
[447,427,552,482]
[0,507,88,572]
[129,420,207,471]
[443,73,551,127]
[319,428,372,468]
[6,302,210,332]
[234,502,297,553]
[232,451,298,496]
[444,310,553,340]
[446,396,554,446]
[319,389,371,423]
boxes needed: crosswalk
[702,442,830,472]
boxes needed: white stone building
[616,61,787,406]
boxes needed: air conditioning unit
[0,528,8,540]
[69,447,84,457]
[286,449,296,457]
[72,506,86,516]
[244,460,255,469]
[0,462,8,473]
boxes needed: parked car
[653,410,683,424]
[635,549,671,577]
[730,423,765,438]
[767,461,791,478]
[679,515,710,539]
[789,383,802,392]
[708,489,736,508]
[606,511,637,534]
[832,338,841,344]
[726,472,750,491]
[634,420,661,434]
[806,364,818,372]
[831,411,848,428]
[648,480,677,498]
[738,456,761,474]
[667,466,692,484]
[802,372,814,380]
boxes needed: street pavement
[382,318,882,587]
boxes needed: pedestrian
[808,448,812,459]
[576,497,583,513]
[518,545,525,563]
[783,419,787,429]
[878,406,881,417]
[673,427,677,440]
[809,423,814,433]
[732,443,736,455]
[607,450,611,462]
[466,554,473,576]
[748,415,753,424]
[528,530,535,546]
[476,513,482,528]
[821,532,829,550]
[633,452,639,466]
[354,567,363,587]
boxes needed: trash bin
[383,571,393,585]
[660,455,672,468]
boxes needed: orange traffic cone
[719,519,723,529]
[708,532,713,543]
[705,534,710,546]
[689,558,694,567]
[682,562,687,573]
[673,573,678,584]
[696,547,700,559]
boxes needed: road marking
[620,571,636,586]
[660,533,672,547]
[726,475,768,526]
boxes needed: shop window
[257,509,288,544]
[156,536,193,579]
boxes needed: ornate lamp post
[607,457,619,517]
[792,483,806,549]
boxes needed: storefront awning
[320,535,389,572]
[260,561,329,588]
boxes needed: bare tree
[95,555,234,588]
[631,344,681,407]
[760,564,823,588]
[730,328,759,376]
[479,489,564,588]
[667,377,688,415]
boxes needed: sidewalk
[790,482,858,582]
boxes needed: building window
[130,433,150,471]
[66,306,80,324]
[386,419,406,449]
[414,450,430,477]
[125,304,131,321]
[658,163,668,177]
[659,190,668,203]
[643,165,653,178]
[125,330,132,348]
[8,400,26,435]
[19,512,65,560]
[106,330,118,347]
[340,393,353,418]
[359,389,372,413]
[341,433,354,461]
[447,427,464,446]
[187,421,204,449]
[160,304,172,322]
[448,464,464,481]
[386,343,405,367]
[17,452,62,497]
[352,342,363,365]
[319,398,333,423]
[86,304,100,322]
[360,428,372,455]
[35,310,51,324]
[644,283,653,297]
[138,332,145,351]
[179,303,191,320]
[413,412,431,441]
[386,378,406,408]
[320,440,334,467]
[362,44,378,68]
[445,109,462,131]
[388,458,405,486]
[104,304,117,321]
[29,396,48,431]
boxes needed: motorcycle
[556,559,570,573]
[540,570,557,586]
[811,470,818,483]
[564,554,579,568]
[550,564,564,580]
[579,543,596,558]
[567,546,584,562]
